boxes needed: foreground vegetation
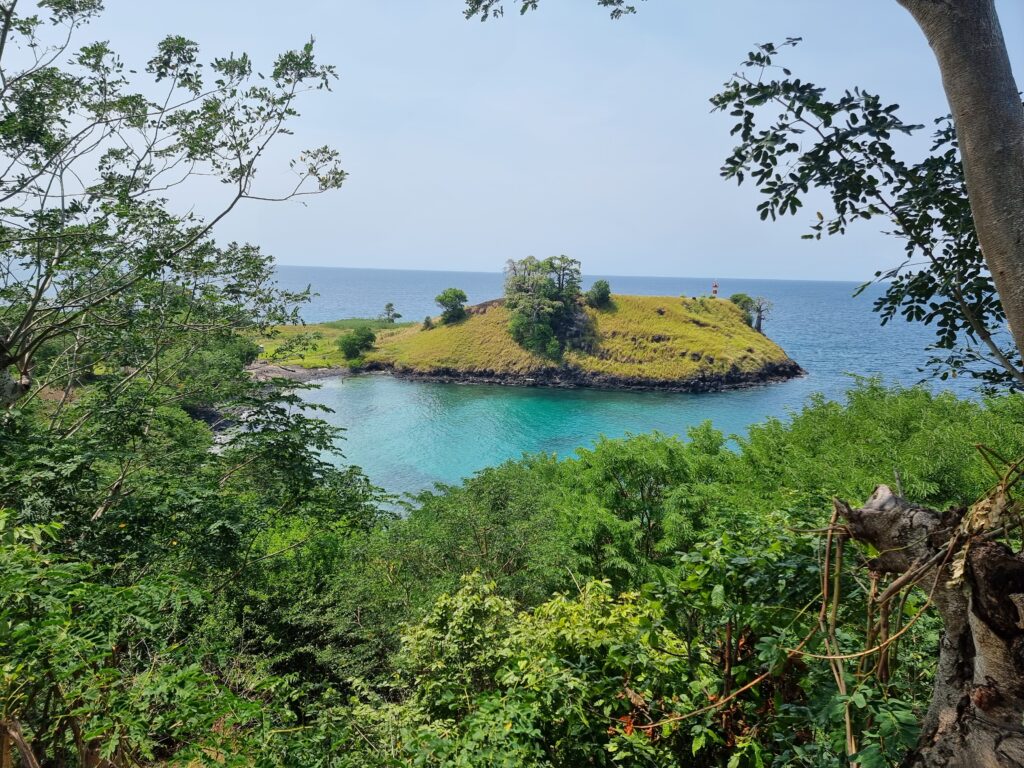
[7,373,1024,766]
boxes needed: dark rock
[358,359,805,393]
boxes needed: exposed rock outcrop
[361,357,803,393]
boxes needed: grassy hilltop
[258,295,801,390]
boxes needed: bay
[276,266,969,496]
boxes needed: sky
[90,1,1024,280]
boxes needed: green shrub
[435,288,468,324]
[729,292,755,326]
[337,326,376,359]
[585,279,612,308]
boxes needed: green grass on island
[256,317,416,368]
[257,295,799,385]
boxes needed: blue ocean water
[276,266,969,496]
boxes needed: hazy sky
[92,1,1023,280]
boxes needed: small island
[256,257,802,392]
[363,294,799,391]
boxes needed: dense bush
[305,383,1022,766]
[337,326,377,358]
[729,292,756,326]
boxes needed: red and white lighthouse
[711,280,719,298]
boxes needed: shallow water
[280,267,971,496]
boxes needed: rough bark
[0,364,30,408]
[897,0,1024,358]
[838,486,1024,767]
[0,722,40,768]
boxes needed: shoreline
[332,358,805,393]
[246,360,351,384]
[246,359,805,394]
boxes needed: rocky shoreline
[245,360,350,383]
[357,358,804,393]
[246,358,805,393]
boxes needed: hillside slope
[364,295,801,391]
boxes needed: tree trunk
[1,722,41,768]
[898,0,1024,358]
[0,729,11,768]
[837,486,1024,767]
[0,364,30,408]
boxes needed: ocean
[275,266,971,496]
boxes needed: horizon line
[274,263,870,285]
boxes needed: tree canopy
[713,39,1021,390]
[585,279,612,308]
[503,255,583,356]
[338,326,376,359]
[0,1,344,407]
[435,287,469,323]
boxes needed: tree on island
[380,302,402,323]
[728,293,754,326]
[584,279,612,309]
[504,255,583,356]
[464,1,1024,763]
[435,288,469,324]
[729,293,771,332]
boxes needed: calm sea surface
[275,266,970,496]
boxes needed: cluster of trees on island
[504,255,586,355]
[416,256,613,358]
[2,1,1023,767]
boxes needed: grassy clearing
[366,302,547,373]
[318,318,414,330]
[256,296,795,381]
[255,319,413,368]
[567,295,789,379]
